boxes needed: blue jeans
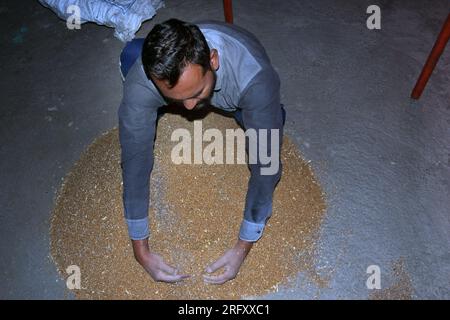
[119,38,286,127]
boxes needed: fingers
[157,271,190,283]
[203,272,233,285]
[203,252,234,284]
[205,255,227,274]
[157,262,190,283]
[152,256,190,283]
[158,260,178,275]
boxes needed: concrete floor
[0,0,449,299]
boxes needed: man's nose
[183,98,199,110]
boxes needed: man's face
[151,50,219,111]
[157,65,216,110]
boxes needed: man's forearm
[236,238,253,253]
[132,238,150,259]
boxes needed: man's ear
[210,49,219,71]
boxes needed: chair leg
[411,13,450,99]
[223,0,233,24]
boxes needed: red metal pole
[223,0,233,24]
[411,13,450,99]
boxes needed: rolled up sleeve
[237,69,284,242]
[118,81,161,240]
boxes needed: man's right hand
[132,239,190,283]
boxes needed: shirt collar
[213,52,223,92]
[206,39,222,93]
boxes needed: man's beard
[192,97,211,111]
[192,69,217,111]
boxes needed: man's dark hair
[142,19,211,88]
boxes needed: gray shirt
[118,21,284,242]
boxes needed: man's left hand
[203,239,253,285]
